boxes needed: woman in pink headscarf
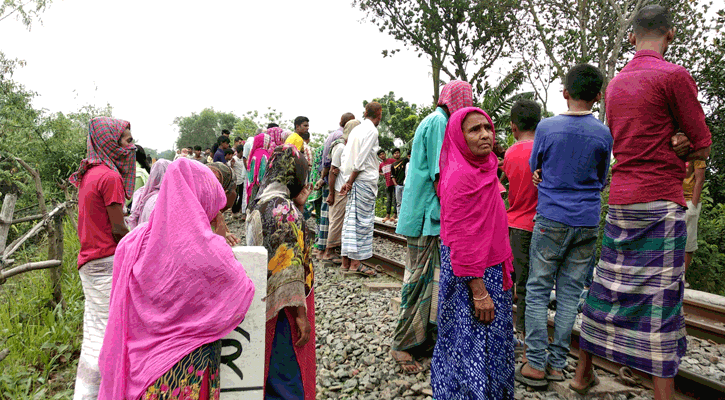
[431,107,514,400]
[126,159,172,229]
[98,158,255,400]
[245,127,287,205]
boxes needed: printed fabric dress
[431,247,514,400]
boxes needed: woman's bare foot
[391,350,423,374]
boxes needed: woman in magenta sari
[98,158,255,400]
[246,127,287,205]
[126,159,171,229]
[431,107,515,400]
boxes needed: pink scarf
[127,159,171,229]
[99,158,255,400]
[439,107,513,290]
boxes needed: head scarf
[247,132,271,169]
[69,117,136,199]
[246,144,312,321]
[206,162,236,193]
[98,158,255,400]
[439,107,513,290]
[127,159,171,229]
[267,127,286,152]
[438,80,474,116]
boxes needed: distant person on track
[69,117,136,400]
[391,149,409,219]
[231,144,247,219]
[193,145,208,164]
[98,158,255,400]
[517,64,612,390]
[379,149,397,223]
[326,119,361,271]
[392,80,473,373]
[683,159,706,286]
[499,99,541,355]
[339,102,384,277]
[126,159,172,230]
[575,6,711,399]
[432,107,515,399]
[246,145,316,400]
[316,113,356,262]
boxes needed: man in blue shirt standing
[213,136,231,163]
[516,64,613,388]
[391,80,473,374]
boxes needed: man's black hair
[633,5,673,37]
[267,123,279,129]
[194,145,202,151]
[218,136,230,144]
[224,148,235,155]
[135,145,151,173]
[234,136,243,143]
[392,148,401,154]
[511,99,542,132]
[565,64,604,102]
[236,144,244,154]
[294,116,309,128]
[377,149,386,156]
[221,129,230,136]
[205,147,211,151]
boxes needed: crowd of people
[67,5,711,400]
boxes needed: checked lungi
[580,201,687,378]
[341,181,376,260]
[316,187,330,250]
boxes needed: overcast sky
[1,0,567,152]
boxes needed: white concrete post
[220,246,267,399]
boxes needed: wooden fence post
[47,211,65,308]
[0,192,18,256]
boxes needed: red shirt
[606,50,712,206]
[379,158,396,187]
[77,165,125,267]
[502,140,538,232]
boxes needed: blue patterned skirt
[431,245,514,400]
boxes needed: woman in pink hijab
[245,127,287,204]
[99,158,255,400]
[431,107,514,400]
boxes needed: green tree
[242,108,293,131]
[353,0,520,101]
[233,117,259,138]
[0,0,51,28]
[173,108,240,150]
[518,0,712,119]
[364,92,419,151]
[158,150,176,160]
[477,64,534,147]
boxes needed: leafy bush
[688,203,725,295]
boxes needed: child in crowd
[378,149,398,223]
[224,148,235,164]
[517,64,613,388]
[501,99,542,357]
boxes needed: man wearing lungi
[573,6,712,399]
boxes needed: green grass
[0,217,83,400]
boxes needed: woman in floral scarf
[246,144,315,400]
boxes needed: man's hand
[672,133,691,159]
[326,191,335,206]
[532,169,542,187]
[314,178,325,191]
[293,184,312,210]
[339,181,352,196]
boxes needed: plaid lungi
[316,187,330,251]
[341,181,376,260]
[580,201,687,378]
[391,235,440,351]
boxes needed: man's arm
[327,166,339,205]
[106,203,129,242]
[692,164,706,206]
[669,69,713,154]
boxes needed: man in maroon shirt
[574,6,711,399]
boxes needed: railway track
[369,224,725,399]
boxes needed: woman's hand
[293,184,312,210]
[468,278,495,324]
[225,232,241,246]
[290,306,311,347]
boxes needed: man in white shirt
[230,144,247,218]
[339,102,383,276]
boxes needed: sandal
[347,264,377,277]
[546,367,565,382]
[569,371,600,395]
[515,362,548,389]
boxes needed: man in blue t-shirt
[213,136,231,163]
[516,64,613,388]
